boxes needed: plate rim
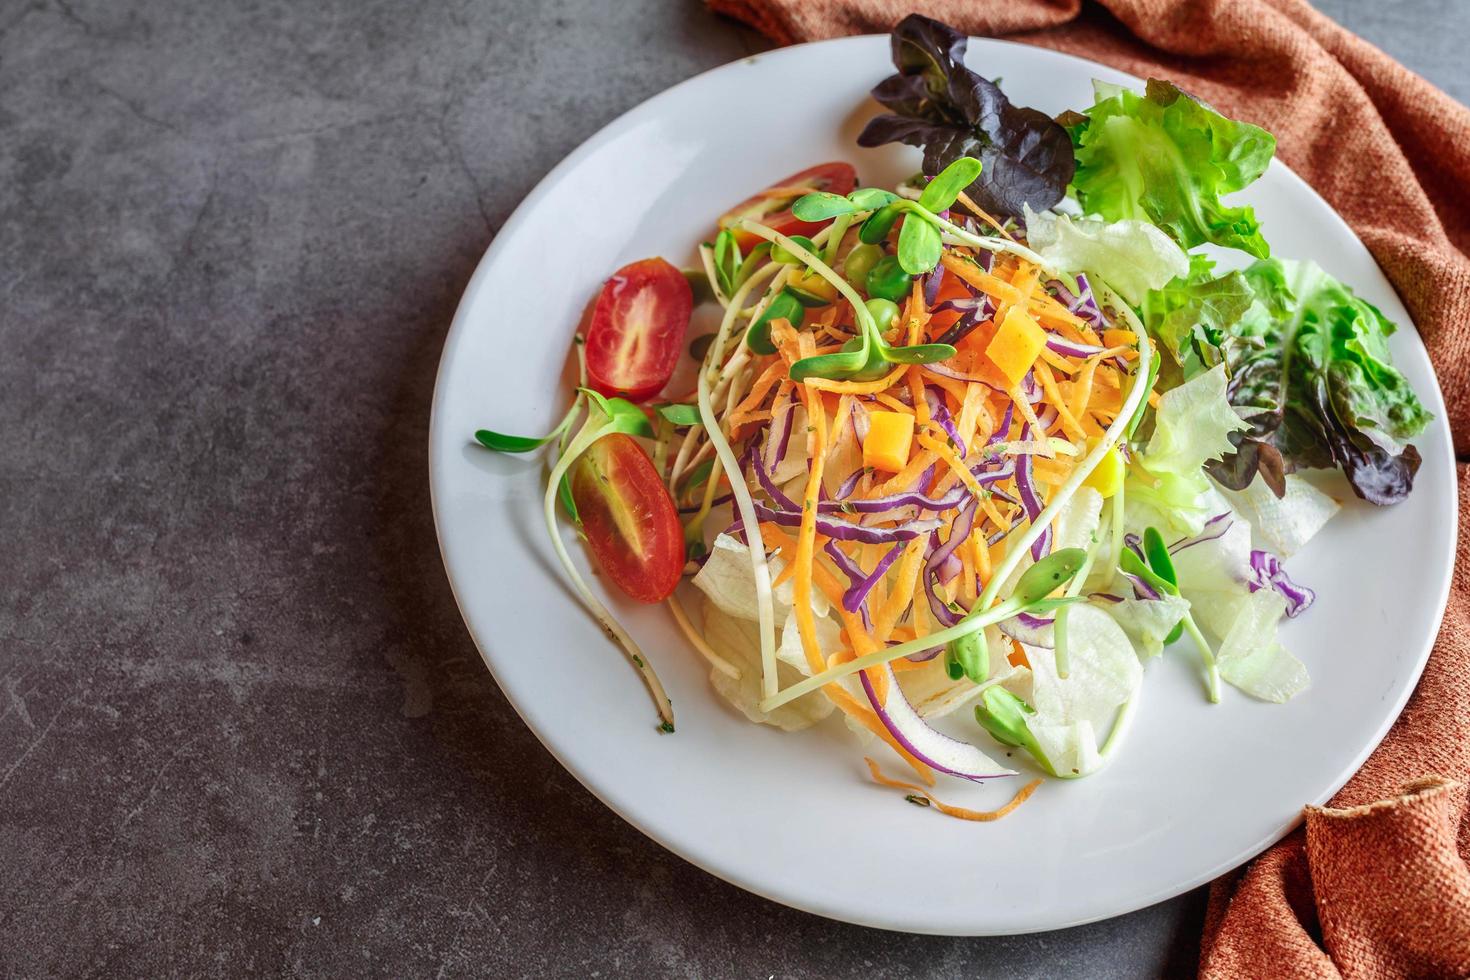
[428,33,1458,935]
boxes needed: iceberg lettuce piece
[1128,365,1248,534]
[1214,590,1309,702]
[1099,591,1192,659]
[1023,206,1190,304]
[693,532,827,621]
[701,600,835,730]
[988,605,1141,777]
[1222,474,1339,559]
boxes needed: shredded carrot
[819,691,932,785]
[771,559,797,590]
[970,527,991,582]
[728,359,786,425]
[868,448,938,499]
[1006,637,1029,669]
[955,191,1014,240]
[959,528,977,605]
[802,364,909,395]
[1038,347,1080,376]
[874,392,911,415]
[1033,362,1087,441]
[864,758,1041,821]
[906,368,930,426]
[1069,356,1099,427]
[923,370,968,403]
[873,537,927,642]
[791,385,831,678]
[917,429,983,499]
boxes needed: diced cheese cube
[984,306,1047,384]
[862,411,915,473]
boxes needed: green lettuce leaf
[1128,364,1249,528]
[1140,255,1255,374]
[1213,258,1432,505]
[1066,79,1276,258]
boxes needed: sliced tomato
[718,162,857,249]
[584,258,692,402]
[570,433,684,603]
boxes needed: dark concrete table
[2,1,1464,975]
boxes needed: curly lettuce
[1214,259,1432,505]
[857,14,1075,217]
[1139,255,1255,374]
[1066,80,1276,258]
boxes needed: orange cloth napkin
[708,1,1470,974]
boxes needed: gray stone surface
[0,1,1463,976]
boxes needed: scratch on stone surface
[223,111,416,148]
[433,864,498,980]
[51,0,98,35]
[435,101,493,238]
[4,676,35,728]
[0,698,67,790]
[0,2,43,45]
[384,648,433,719]
[94,81,181,134]
[119,736,196,829]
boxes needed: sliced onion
[1123,572,1161,601]
[859,665,1014,780]
[998,612,1054,648]
[1169,512,1234,554]
[851,398,870,444]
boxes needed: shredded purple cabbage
[922,497,977,629]
[1014,424,1051,561]
[1248,549,1316,617]
[1047,273,1108,331]
[752,501,940,545]
[922,264,945,307]
[1045,335,1106,358]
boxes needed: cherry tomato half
[570,433,684,603]
[718,162,857,249]
[584,258,693,403]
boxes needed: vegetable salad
[474,15,1431,818]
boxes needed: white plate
[429,36,1456,935]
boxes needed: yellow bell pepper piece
[863,411,915,473]
[984,306,1047,385]
[1083,443,1125,498]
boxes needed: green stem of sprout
[542,417,674,728]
